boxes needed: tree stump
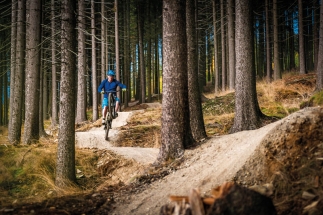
[160,182,277,215]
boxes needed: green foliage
[300,91,323,108]
[312,90,323,105]
[261,105,288,118]
[202,92,235,116]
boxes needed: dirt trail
[75,111,159,164]
[75,105,281,215]
[111,119,281,215]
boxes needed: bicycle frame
[103,91,118,140]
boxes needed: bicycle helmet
[107,70,115,76]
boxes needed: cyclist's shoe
[115,112,118,118]
[102,118,105,125]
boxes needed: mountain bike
[103,91,118,140]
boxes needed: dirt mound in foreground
[235,107,323,214]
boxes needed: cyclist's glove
[101,90,104,94]
[122,88,127,92]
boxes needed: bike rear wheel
[104,124,109,141]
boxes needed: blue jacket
[98,79,126,98]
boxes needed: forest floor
[1,73,323,215]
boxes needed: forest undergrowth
[0,72,322,212]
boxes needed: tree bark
[289,10,295,70]
[298,0,306,74]
[9,0,17,131]
[227,0,235,90]
[24,0,41,144]
[157,0,187,163]
[138,0,146,104]
[39,11,47,137]
[314,0,319,72]
[273,0,281,80]
[115,0,121,100]
[265,0,272,82]
[147,2,152,103]
[198,29,206,92]
[316,0,323,90]
[51,0,58,127]
[187,0,206,142]
[258,15,265,78]
[230,0,262,133]
[124,0,130,107]
[55,0,77,188]
[213,0,219,94]
[76,0,87,123]
[101,0,106,82]
[8,0,25,144]
[221,0,227,91]
[91,0,98,121]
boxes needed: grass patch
[113,107,162,148]
[312,90,323,106]
[0,138,105,206]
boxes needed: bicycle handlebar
[102,90,119,94]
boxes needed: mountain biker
[98,70,126,125]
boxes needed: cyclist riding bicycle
[98,70,126,125]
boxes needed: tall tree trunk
[76,0,87,123]
[227,0,235,90]
[147,2,152,103]
[138,0,146,104]
[105,6,109,73]
[258,15,265,78]
[39,9,47,137]
[115,0,121,100]
[0,71,2,125]
[187,0,206,142]
[42,57,48,120]
[230,0,262,133]
[154,28,159,95]
[221,0,227,90]
[9,0,25,144]
[305,3,313,71]
[133,47,137,99]
[9,0,17,131]
[273,0,281,80]
[198,29,206,92]
[265,0,272,82]
[124,0,130,107]
[298,0,306,74]
[51,0,58,127]
[157,0,187,163]
[213,0,219,94]
[0,68,1,126]
[101,0,106,100]
[207,33,212,82]
[289,10,295,70]
[316,0,323,90]
[91,0,98,121]
[56,0,77,188]
[314,0,319,72]
[24,0,41,144]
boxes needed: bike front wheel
[108,93,115,120]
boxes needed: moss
[261,105,288,118]
[202,92,235,116]
[300,91,323,108]
[312,90,323,105]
